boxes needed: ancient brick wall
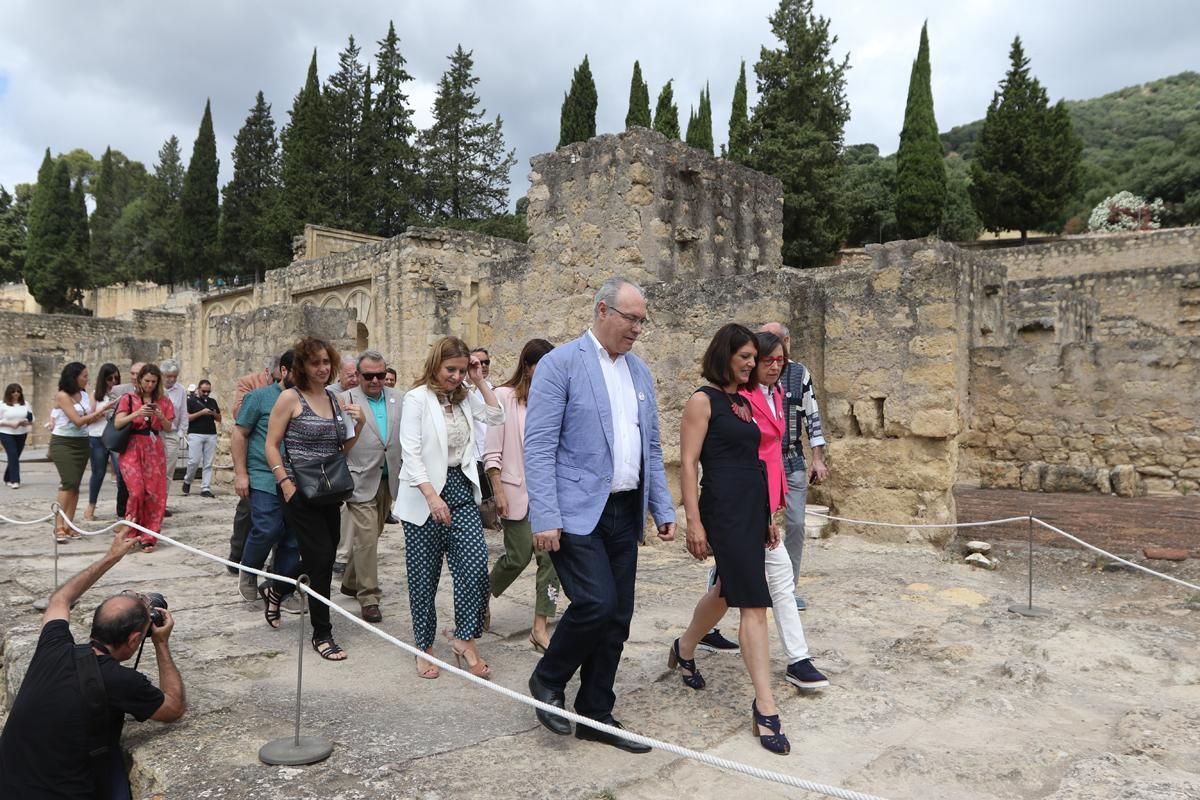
[989,226,1200,281]
[963,338,1200,496]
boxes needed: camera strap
[74,642,113,799]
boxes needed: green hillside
[941,71,1200,228]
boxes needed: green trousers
[489,515,560,618]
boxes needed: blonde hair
[415,336,471,404]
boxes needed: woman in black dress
[667,323,789,755]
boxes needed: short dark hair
[279,350,295,372]
[58,362,87,394]
[745,331,787,390]
[700,323,758,388]
[90,595,150,647]
[197,379,211,389]
[385,367,397,377]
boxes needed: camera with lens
[142,592,168,627]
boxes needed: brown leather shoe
[362,604,383,623]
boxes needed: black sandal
[259,585,282,630]
[312,637,346,661]
[667,638,706,689]
[751,700,790,755]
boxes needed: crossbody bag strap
[74,642,112,799]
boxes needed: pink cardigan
[740,383,788,513]
[482,386,529,520]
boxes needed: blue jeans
[241,488,299,586]
[87,436,120,505]
[535,490,641,720]
[1,432,26,484]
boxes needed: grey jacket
[339,386,402,502]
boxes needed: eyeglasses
[472,359,491,367]
[760,357,787,366]
[360,371,387,381]
[608,306,651,328]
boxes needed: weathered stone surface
[964,540,992,555]
[1142,547,1189,561]
[1041,465,1097,494]
[965,552,996,569]
[1110,465,1144,497]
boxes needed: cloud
[1,0,1196,207]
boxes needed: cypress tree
[69,177,90,283]
[690,85,714,154]
[325,36,367,230]
[90,147,120,283]
[653,81,680,139]
[25,155,88,311]
[356,66,383,235]
[281,50,333,235]
[372,21,420,237]
[147,136,185,286]
[421,45,517,219]
[625,61,651,128]
[221,91,288,281]
[727,62,751,162]
[0,186,25,283]
[748,0,851,266]
[559,55,598,147]
[179,99,220,280]
[895,22,946,238]
[969,36,1082,242]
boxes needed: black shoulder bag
[288,389,354,505]
[100,395,133,454]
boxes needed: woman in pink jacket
[483,338,560,651]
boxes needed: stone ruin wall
[989,226,1200,281]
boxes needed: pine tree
[421,45,517,220]
[179,99,220,281]
[969,36,1083,242]
[559,55,598,147]
[371,21,420,237]
[89,147,121,283]
[727,61,751,162]
[25,154,88,311]
[653,81,680,139]
[895,22,946,239]
[748,0,851,266]
[281,50,333,236]
[146,136,186,286]
[325,36,368,230]
[625,61,651,128]
[221,91,288,281]
[0,186,25,282]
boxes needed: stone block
[1144,478,1176,494]
[1143,547,1189,561]
[993,414,1015,432]
[978,461,1021,489]
[1020,462,1047,492]
[1131,436,1164,453]
[1135,465,1174,478]
[907,334,957,359]
[1041,465,1097,493]
[910,409,959,438]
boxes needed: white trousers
[184,433,217,491]
[708,541,811,663]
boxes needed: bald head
[90,593,150,651]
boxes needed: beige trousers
[342,478,391,607]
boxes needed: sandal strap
[313,638,344,659]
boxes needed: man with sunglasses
[0,532,186,799]
[466,347,497,521]
[337,351,403,623]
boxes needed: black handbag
[100,396,132,453]
[288,389,354,505]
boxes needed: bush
[1087,191,1165,232]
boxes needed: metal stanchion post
[259,575,334,765]
[33,507,62,612]
[1009,512,1051,618]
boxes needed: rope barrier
[34,508,889,800]
[805,511,1031,530]
[0,511,55,525]
[1032,517,1200,592]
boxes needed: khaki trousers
[342,478,391,606]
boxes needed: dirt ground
[1,462,1198,800]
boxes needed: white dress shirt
[587,329,642,492]
[164,383,187,438]
[468,381,492,461]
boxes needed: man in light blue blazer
[525,277,676,753]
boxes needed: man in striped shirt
[761,322,827,611]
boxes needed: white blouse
[50,393,93,438]
[0,402,33,435]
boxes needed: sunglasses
[360,371,388,381]
[473,359,491,367]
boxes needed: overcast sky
[1,0,1197,203]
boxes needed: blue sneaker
[785,658,829,690]
[696,628,739,653]
[794,596,808,611]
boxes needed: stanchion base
[1008,604,1052,618]
[259,736,333,765]
[32,598,77,611]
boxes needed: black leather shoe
[528,672,572,735]
[575,719,651,754]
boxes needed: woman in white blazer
[395,336,504,679]
[483,338,560,652]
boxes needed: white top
[0,402,34,435]
[586,329,642,492]
[759,385,780,419]
[51,393,93,437]
[164,382,188,438]
[468,381,493,461]
[446,404,472,467]
[86,392,118,436]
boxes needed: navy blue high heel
[752,700,790,755]
[667,638,706,690]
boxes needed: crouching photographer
[0,531,186,799]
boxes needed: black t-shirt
[186,394,220,435]
[0,619,165,798]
